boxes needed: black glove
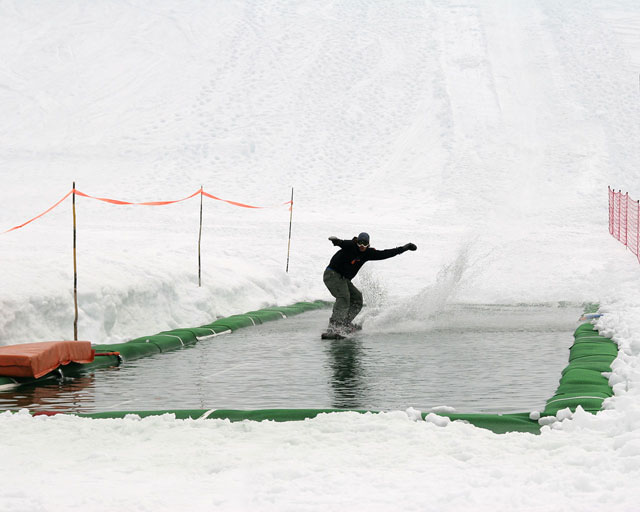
[402,243,417,252]
[328,236,340,245]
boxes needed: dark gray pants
[323,268,363,325]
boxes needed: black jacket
[327,238,405,280]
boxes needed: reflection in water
[0,373,96,413]
[326,340,367,409]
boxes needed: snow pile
[2,407,640,512]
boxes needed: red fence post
[609,186,613,234]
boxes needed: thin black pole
[198,186,203,287]
[286,187,294,273]
[72,182,78,341]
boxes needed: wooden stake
[286,187,294,273]
[72,182,78,341]
[198,186,203,287]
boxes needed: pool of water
[0,304,583,414]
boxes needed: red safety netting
[609,186,640,263]
[2,188,292,234]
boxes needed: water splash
[358,267,388,310]
[363,244,472,332]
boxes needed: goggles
[357,240,369,248]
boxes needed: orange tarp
[0,341,94,379]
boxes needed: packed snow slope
[0,0,639,345]
[2,2,640,512]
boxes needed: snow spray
[361,244,472,332]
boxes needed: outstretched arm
[328,236,347,248]
[368,243,417,260]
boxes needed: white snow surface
[1,1,640,510]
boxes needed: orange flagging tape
[202,191,292,209]
[72,188,201,206]
[2,188,292,234]
[3,190,73,234]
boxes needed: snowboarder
[323,232,417,337]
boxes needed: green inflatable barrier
[168,326,231,339]
[70,354,121,371]
[543,393,609,416]
[73,408,541,434]
[540,319,617,417]
[574,323,597,335]
[554,383,613,396]
[93,342,161,361]
[260,306,305,317]
[572,335,612,344]
[203,315,257,330]
[561,359,613,375]
[563,353,615,364]
[157,330,198,346]
[79,408,355,421]
[245,310,285,322]
[569,342,618,361]
[440,412,540,434]
[127,335,185,352]
[291,301,329,311]
[560,368,610,386]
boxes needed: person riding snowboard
[324,232,417,335]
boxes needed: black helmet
[357,232,370,245]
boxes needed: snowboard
[321,325,361,340]
[321,331,348,340]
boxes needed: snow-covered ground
[1,1,640,510]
